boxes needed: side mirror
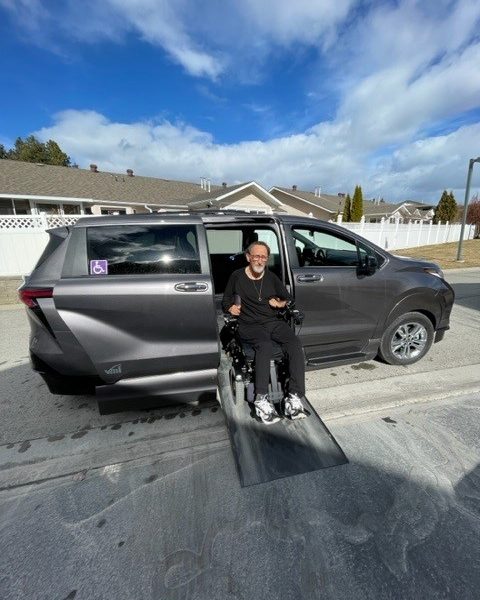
[364,255,378,275]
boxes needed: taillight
[19,287,53,308]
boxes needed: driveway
[0,268,479,599]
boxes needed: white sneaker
[284,393,306,420]
[254,394,280,425]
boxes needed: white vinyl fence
[0,215,82,277]
[334,216,475,251]
[0,214,476,277]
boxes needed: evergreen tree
[5,135,70,166]
[342,193,352,222]
[44,139,71,166]
[9,136,45,163]
[351,185,364,222]
[0,144,7,159]
[434,190,457,223]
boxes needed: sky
[1,0,480,203]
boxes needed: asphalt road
[0,268,479,599]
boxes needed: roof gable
[188,181,283,209]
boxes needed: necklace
[251,273,264,301]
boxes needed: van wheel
[379,312,434,365]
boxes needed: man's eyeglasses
[249,254,269,261]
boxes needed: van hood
[392,254,444,277]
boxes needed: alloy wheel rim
[390,322,428,360]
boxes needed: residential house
[0,160,219,215]
[270,185,435,222]
[0,160,436,222]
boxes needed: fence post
[444,221,449,242]
[378,217,385,247]
[426,220,432,245]
[405,220,412,247]
[435,221,441,243]
[393,217,400,249]
[360,215,365,234]
[416,219,423,246]
[39,213,48,231]
[336,214,343,224]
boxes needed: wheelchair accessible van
[219,302,305,414]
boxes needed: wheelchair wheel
[229,368,245,404]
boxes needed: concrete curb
[309,363,480,422]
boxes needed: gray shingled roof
[0,159,219,206]
[272,187,346,213]
[186,182,248,204]
[272,186,433,218]
[363,201,434,216]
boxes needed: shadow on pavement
[449,282,480,313]
[0,428,479,600]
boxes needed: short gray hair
[246,241,270,256]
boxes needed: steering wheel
[314,248,327,265]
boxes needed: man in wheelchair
[222,241,306,425]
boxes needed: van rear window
[86,225,200,275]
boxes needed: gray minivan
[19,211,454,405]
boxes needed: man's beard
[250,264,265,275]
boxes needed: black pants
[239,320,305,397]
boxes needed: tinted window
[292,227,371,267]
[87,225,200,275]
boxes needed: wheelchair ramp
[219,374,347,488]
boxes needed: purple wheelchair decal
[90,260,108,276]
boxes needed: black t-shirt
[222,268,291,325]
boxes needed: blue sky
[1,0,480,202]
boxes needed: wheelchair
[219,303,304,411]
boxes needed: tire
[229,368,245,404]
[378,311,434,366]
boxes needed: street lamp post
[457,157,480,261]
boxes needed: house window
[0,199,15,215]
[63,204,81,215]
[100,207,127,215]
[35,202,61,214]
[13,199,30,214]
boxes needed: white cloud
[105,0,223,78]
[36,108,480,204]
[238,0,354,47]
[338,40,480,150]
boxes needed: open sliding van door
[52,215,220,403]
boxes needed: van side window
[86,225,200,275]
[292,227,368,267]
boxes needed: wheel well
[413,309,436,329]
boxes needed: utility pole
[457,157,480,261]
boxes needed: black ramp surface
[219,370,347,487]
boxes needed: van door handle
[297,274,323,283]
[174,282,208,292]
